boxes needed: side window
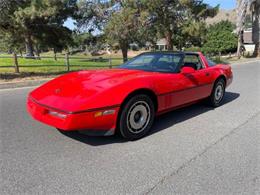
[157,55,179,64]
[157,55,172,63]
[154,54,182,72]
[206,57,217,67]
[127,55,154,66]
[183,55,203,70]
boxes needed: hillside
[206,9,237,25]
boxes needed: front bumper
[27,97,119,134]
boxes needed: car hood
[29,69,154,113]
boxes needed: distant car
[27,52,233,140]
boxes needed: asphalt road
[1,60,260,194]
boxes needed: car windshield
[120,53,184,73]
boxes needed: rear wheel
[207,78,226,107]
[119,94,155,140]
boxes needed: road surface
[1,60,259,194]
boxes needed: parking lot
[0,60,259,194]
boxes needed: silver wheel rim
[215,84,224,102]
[127,101,151,134]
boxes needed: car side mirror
[181,67,195,74]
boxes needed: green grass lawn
[0,55,124,73]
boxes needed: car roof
[140,51,200,55]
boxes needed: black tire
[207,78,226,107]
[118,94,155,140]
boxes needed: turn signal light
[94,111,103,117]
[94,110,115,117]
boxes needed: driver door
[179,54,214,100]
[155,54,213,112]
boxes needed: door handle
[205,72,210,76]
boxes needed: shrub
[184,46,201,52]
[202,21,237,55]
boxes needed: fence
[0,53,124,73]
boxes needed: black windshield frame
[120,52,185,73]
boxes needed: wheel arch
[121,88,158,112]
[115,88,158,132]
[215,75,227,86]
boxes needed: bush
[202,21,237,55]
[184,46,201,52]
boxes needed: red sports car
[27,52,233,140]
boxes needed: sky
[64,18,76,30]
[64,0,237,30]
[204,0,236,9]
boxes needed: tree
[0,0,77,56]
[251,0,260,56]
[180,0,218,48]
[0,31,25,54]
[0,0,25,53]
[236,0,259,57]
[76,0,218,59]
[35,25,74,57]
[141,0,218,50]
[236,0,249,57]
[76,0,116,31]
[202,21,237,55]
[77,0,148,61]
[180,20,208,48]
[73,31,106,54]
[73,32,94,51]
[104,1,146,62]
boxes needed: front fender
[76,77,156,111]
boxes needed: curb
[0,79,52,90]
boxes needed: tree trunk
[165,30,173,51]
[120,41,128,62]
[25,33,34,57]
[13,53,19,73]
[35,44,41,60]
[54,48,57,61]
[19,49,23,57]
[237,34,242,58]
[252,2,260,57]
[253,42,260,56]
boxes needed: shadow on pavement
[60,91,240,146]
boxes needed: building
[156,38,167,50]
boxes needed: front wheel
[118,94,155,140]
[207,78,226,107]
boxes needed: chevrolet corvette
[27,52,233,140]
